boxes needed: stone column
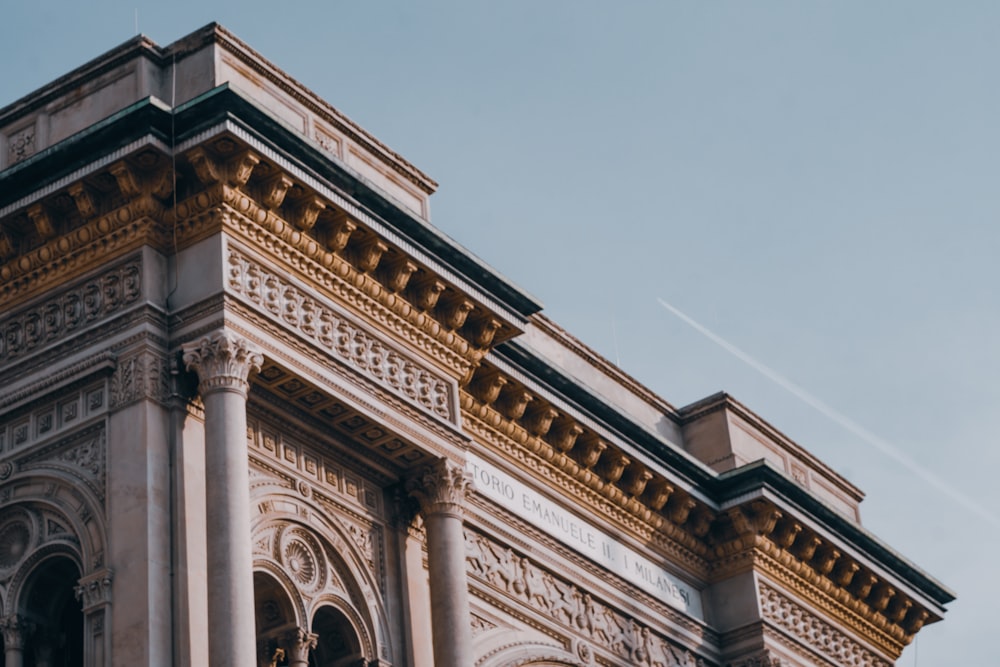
[286,627,318,667]
[407,458,474,667]
[183,331,263,667]
[0,615,32,667]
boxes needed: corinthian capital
[75,568,114,612]
[407,458,472,517]
[286,627,318,665]
[182,331,263,396]
[0,614,33,649]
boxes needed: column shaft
[407,459,474,667]
[183,332,262,667]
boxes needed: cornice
[461,400,710,572]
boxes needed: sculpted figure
[643,628,670,667]
[520,559,550,611]
[482,542,517,591]
[583,594,612,645]
[546,575,582,625]
[465,532,486,576]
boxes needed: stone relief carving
[7,125,36,165]
[759,584,891,667]
[465,529,705,667]
[278,526,327,596]
[226,249,453,421]
[109,349,171,408]
[15,425,107,502]
[0,260,141,364]
[727,653,784,667]
[470,613,498,637]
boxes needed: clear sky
[3,3,997,664]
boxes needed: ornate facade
[0,24,951,667]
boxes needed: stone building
[0,24,951,667]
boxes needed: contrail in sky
[656,297,1000,529]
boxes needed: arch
[0,469,107,577]
[309,604,366,667]
[254,569,301,665]
[249,491,392,664]
[477,641,586,667]
[16,553,84,667]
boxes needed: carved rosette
[407,458,472,517]
[0,614,33,649]
[74,568,113,612]
[182,331,263,396]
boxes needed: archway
[309,606,363,667]
[255,571,299,667]
[18,556,83,667]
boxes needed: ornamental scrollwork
[465,529,705,667]
[109,350,171,409]
[226,250,453,421]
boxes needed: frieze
[226,248,454,422]
[759,583,891,667]
[0,260,141,365]
[465,529,706,667]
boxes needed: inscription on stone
[467,453,703,619]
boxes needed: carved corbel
[687,505,713,536]
[621,464,653,497]
[599,449,630,484]
[577,436,607,469]
[903,608,929,634]
[470,316,502,348]
[438,293,474,330]
[187,147,221,184]
[867,581,895,612]
[549,420,584,453]
[227,150,261,187]
[831,557,860,587]
[27,204,55,240]
[666,493,697,525]
[886,594,912,623]
[0,229,15,260]
[470,367,507,406]
[68,182,98,219]
[523,404,559,437]
[291,196,325,232]
[353,235,389,273]
[792,533,823,562]
[381,255,419,293]
[728,501,781,537]
[644,478,673,510]
[770,518,802,549]
[850,571,878,600]
[410,273,446,311]
[110,161,141,198]
[262,173,294,209]
[325,211,357,252]
[147,166,174,199]
[496,385,533,421]
[811,544,840,576]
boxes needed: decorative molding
[109,348,170,409]
[7,125,36,165]
[407,458,471,517]
[182,330,263,396]
[226,248,455,421]
[726,651,784,667]
[759,583,891,667]
[75,568,113,612]
[470,612,498,637]
[0,259,141,364]
[466,529,706,667]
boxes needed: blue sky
[4,3,997,664]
